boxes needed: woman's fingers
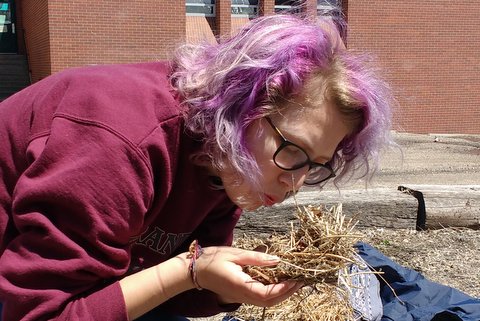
[243,280,303,306]
[206,246,280,267]
[262,282,303,306]
[220,279,303,307]
[195,246,303,307]
[233,250,280,266]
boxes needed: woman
[0,14,392,320]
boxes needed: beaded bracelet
[187,239,204,290]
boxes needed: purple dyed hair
[170,14,393,187]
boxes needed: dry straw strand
[232,203,363,321]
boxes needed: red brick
[345,0,480,134]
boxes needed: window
[317,0,341,15]
[0,2,11,24]
[273,1,342,15]
[274,0,297,13]
[232,0,258,17]
[317,0,342,18]
[186,0,215,17]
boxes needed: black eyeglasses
[265,117,336,186]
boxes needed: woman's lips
[264,194,276,206]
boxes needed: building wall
[14,0,26,54]
[186,16,215,44]
[346,0,480,134]
[259,0,275,16]
[20,0,51,81]
[231,17,250,36]
[215,0,231,38]
[18,0,479,134]
[47,1,185,76]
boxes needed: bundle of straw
[230,203,362,321]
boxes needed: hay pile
[229,203,362,321]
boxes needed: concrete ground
[355,132,480,188]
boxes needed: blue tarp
[356,242,480,321]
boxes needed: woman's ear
[189,153,213,167]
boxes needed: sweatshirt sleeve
[0,116,155,321]
[155,204,243,317]
[195,202,243,248]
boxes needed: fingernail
[263,254,280,261]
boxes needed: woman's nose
[279,168,307,192]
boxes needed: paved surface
[354,132,480,188]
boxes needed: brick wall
[259,0,275,16]
[20,0,51,82]
[346,0,480,134]
[14,0,26,54]
[47,1,185,75]
[186,17,215,44]
[258,0,275,16]
[231,17,249,36]
[19,0,479,134]
[215,0,231,38]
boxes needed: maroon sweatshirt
[0,62,242,320]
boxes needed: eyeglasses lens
[274,144,333,185]
[274,144,309,170]
[304,166,333,185]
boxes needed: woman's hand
[120,246,301,320]
[193,246,303,307]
